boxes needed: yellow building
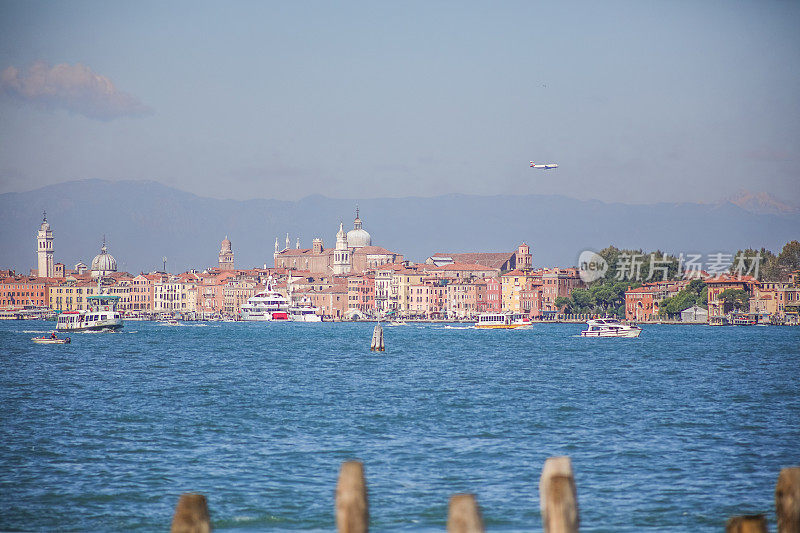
[49,279,100,311]
[500,269,530,313]
[392,269,425,316]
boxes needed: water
[1,321,798,531]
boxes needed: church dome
[346,209,371,249]
[91,242,117,277]
[220,236,232,253]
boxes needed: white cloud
[0,61,152,120]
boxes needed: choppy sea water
[0,321,798,532]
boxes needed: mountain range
[1,179,798,274]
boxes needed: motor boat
[580,317,641,338]
[32,334,71,344]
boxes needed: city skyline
[1,1,799,206]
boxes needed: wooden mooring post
[447,494,484,533]
[776,467,800,533]
[336,460,369,533]
[171,493,211,533]
[164,459,797,531]
[539,456,579,533]
[725,515,767,533]
[370,323,385,351]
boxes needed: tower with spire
[333,222,351,274]
[37,210,54,277]
[218,236,234,271]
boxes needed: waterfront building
[374,264,404,314]
[625,279,690,322]
[274,210,403,275]
[129,274,155,312]
[424,262,498,281]
[218,237,234,271]
[500,269,531,313]
[48,278,99,311]
[706,275,759,320]
[753,279,800,324]
[347,273,376,316]
[0,275,49,309]
[427,243,532,272]
[540,268,583,315]
[305,284,348,319]
[392,267,425,316]
[74,262,88,275]
[222,277,255,315]
[681,305,709,323]
[37,211,55,278]
[484,276,502,313]
[445,280,483,319]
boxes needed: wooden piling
[539,456,578,533]
[336,460,369,533]
[171,493,211,533]
[447,494,484,533]
[725,515,767,533]
[370,323,384,351]
[776,467,800,533]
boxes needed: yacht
[56,295,124,332]
[289,305,322,322]
[580,317,641,338]
[475,312,532,329]
[240,283,290,321]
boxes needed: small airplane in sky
[530,161,558,170]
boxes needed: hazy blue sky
[1,1,798,204]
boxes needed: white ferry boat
[475,312,532,329]
[56,295,124,332]
[580,317,641,338]
[289,305,322,322]
[240,285,290,321]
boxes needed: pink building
[484,277,501,313]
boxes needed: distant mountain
[726,190,799,216]
[1,179,798,274]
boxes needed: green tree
[717,288,750,312]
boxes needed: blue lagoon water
[1,321,798,531]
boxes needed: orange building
[0,275,49,309]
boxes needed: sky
[1,0,799,205]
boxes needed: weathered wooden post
[370,323,385,351]
[447,494,484,533]
[539,456,578,533]
[776,467,800,533]
[725,515,767,533]
[171,493,211,533]
[336,460,369,533]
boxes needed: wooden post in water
[336,460,369,533]
[776,467,800,533]
[370,323,385,351]
[447,494,484,533]
[539,456,578,533]
[171,493,211,533]
[725,515,767,533]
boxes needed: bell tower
[37,210,54,277]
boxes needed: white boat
[240,281,291,322]
[475,313,532,329]
[159,319,180,326]
[56,295,123,332]
[32,335,71,344]
[388,320,408,326]
[580,317,641,338]
[289,305,322,322]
